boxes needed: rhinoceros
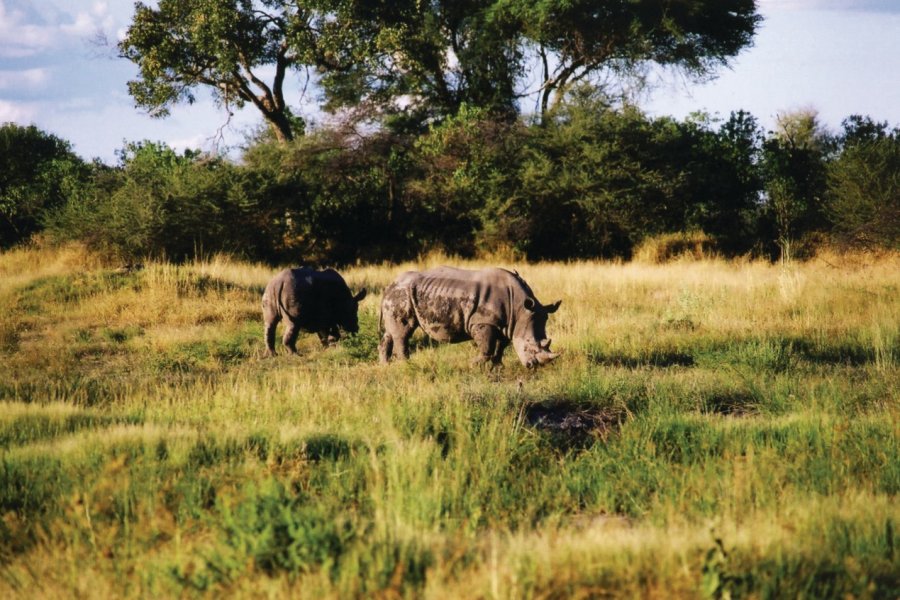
[378,266,561,368]
[262,267,366,356]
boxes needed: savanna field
[0,245,897,598]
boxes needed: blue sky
[2,0,899,163]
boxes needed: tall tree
[315,0,524,124]
[317,0,761,122]
[762,109,830,261]
[120,1,761,130]
[523,0,761,116]
[120,0,320,142]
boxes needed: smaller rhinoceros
[262,267,366,356]
[379,266,560,368]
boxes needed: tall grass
[0,245,897,597]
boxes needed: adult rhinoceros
[262,267,366,356]
[379,266,561,368]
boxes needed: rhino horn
[536,350,560,365]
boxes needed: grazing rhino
[262,267,366,356]
[379,266,561,368]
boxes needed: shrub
[633,231,718,263]
[827,132,900,249]
[0,124,88,249]
[45,142,253,262]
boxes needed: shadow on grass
[588,349,695,369]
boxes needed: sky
[1,0,900,163]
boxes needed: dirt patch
[524,400,625,448]
[703,390,759,417]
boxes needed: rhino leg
[472,324,505,368]
[282,320,300,354]
[263,303,280,357]
[491,338,509,367]
[379,284,417,363]
[379,327,414,362]
[317,328,339,347]
[394,329,414,360]
[378,333,393,363]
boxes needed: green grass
[0,246,897,597]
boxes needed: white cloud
[0,0,117,57]
[758,0,900,12]
[0,99,37,122]
[0,1,55,57]
[61,2,114,36]
[0,67,50,90]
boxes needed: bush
[633,231,718,263]
[0,124,88,249]
[827,130,900,249]
[45,142,255,262]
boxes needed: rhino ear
[353,288,367,303]
[545,300,561,314]
[524,297,536,312]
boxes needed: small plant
[701,536,749,599]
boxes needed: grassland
[0,244,897,598]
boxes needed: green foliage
[477,94,765,259]
[0,123,87,248]
[316,0,760,124]
[520,0,761,115]
[241,129,411,263]
[409,104,523,256]
[827,116,900,249]
[8,103,900,262]
[761,110,831,261]
[45,141,260,261]
[120,0,309,141]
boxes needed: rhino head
[325,288,367,343]
[512,297,562,368]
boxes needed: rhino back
[270,268,349,326]
[410,267,526,341]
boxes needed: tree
[318,0,761,122]
[520,0,761,116]
[0,123,86,249]
[120,1,761,131]
[304,0,760,124]
[761,109,829,261]
[826,116,900,249]
[679,110,765,254]
[120,0,316,142]
[315,0,525,124]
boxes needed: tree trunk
[264,108,294,143]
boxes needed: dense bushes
[4,104,899,263]
[0,124,87,249]
[45,142,265,262]
[826,117,900,250]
